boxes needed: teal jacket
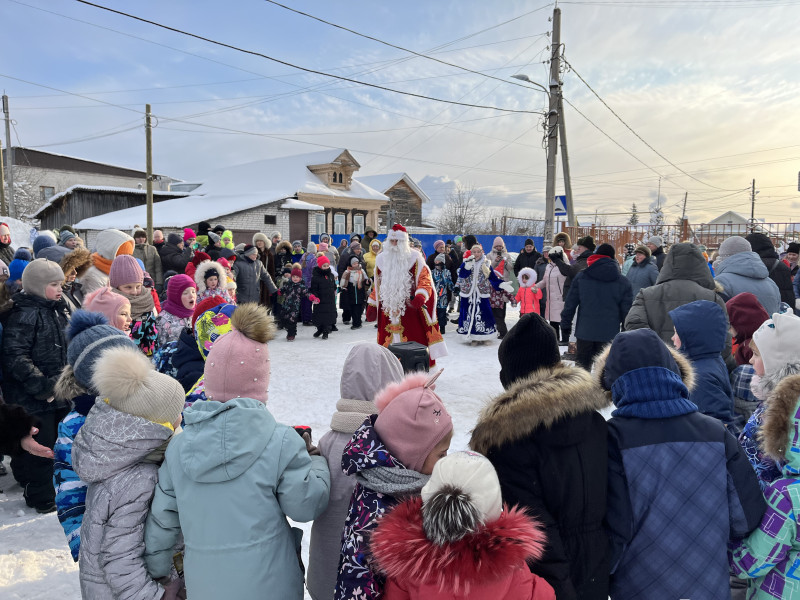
[144,398,331,600]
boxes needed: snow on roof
[355,173,430,203]
[281,198,324,211]
[33,185,190,218]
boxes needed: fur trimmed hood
[276,240,293,255]
[60,247,93,278]
[53,364,88,401]
[591,339,696,395]
[194,260,227,293]
[371,496,547,596]
[517,266,538,287]
[760,374,800,464]
[252,232,272,250]
[470,363,609,454]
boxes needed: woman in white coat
[537,245,568,345]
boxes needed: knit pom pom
[66,310,109,342]
[375,372,430,412]
[91,345,153,400]
[229,302,276,343]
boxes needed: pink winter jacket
[372,497,555,600]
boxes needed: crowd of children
[6,222,800,599]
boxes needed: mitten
[302,432,320,456]
[366,304,378,322]
[410,294,426,310]
[309,294,320,304]
[462,258,474,271]
[499,281,514,293]
[561,326,572,340]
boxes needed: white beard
[380,243,414,319]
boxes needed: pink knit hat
[183,227,196,242]
[318,242,328,252]
[374,371,453,472]
[109,254,144,288]
[204,304,276,403]
[84,286,130,330]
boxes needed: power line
[563,58,739,191]
[71,0,544,115]
[261,0,550,91]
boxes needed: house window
[334,213,346,235]
[353,214,365,235]
[316,213,325,235]
[338,173,343,184]
[40,186,55,202]
[264,214,277,225]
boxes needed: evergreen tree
[651,204,664,235]
[627,203,639,226]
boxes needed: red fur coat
[371,497,555,600]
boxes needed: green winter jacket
[144,397,330,600]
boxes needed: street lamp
[513,73,558,242]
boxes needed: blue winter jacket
[144,398,330,600]
[624,257,658,299]
[714,251,781,314]
[601,331,766,600]
[669,300,739,430]
[561,256,633,342]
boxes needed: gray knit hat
[59,229,76,245]
[22,258,64,298]
[66,311,137,391]
[646,235,664,248]
[92,345,186,425]
[718,236,752,261]
[208,231,221,244]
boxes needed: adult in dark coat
[551,235,594,300]
[253,232,275,306]
[0,404,55,458]
[595,329,765,600]
[159,233,191,274]
[646,235,667,271]
[310,263,337,338]
[513,238,542,275]
[233,245,277,305]
[533,249,549,318]
[561,244,633,371]
[470,313,610,600]
[746,232,796,308]
[425,240,453,274]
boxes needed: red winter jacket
[371,497,555,600]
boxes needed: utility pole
[2,95,16,219]
[558,95,576,226]
[0,138,6,217]
[750,178,756,233]
[543,7,562,243]
[145,104,153,242]
[656,177,661,209]
[681,192,688,221]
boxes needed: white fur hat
[752,311,800,375]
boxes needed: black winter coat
[553,248,591,300]
[1,292,70,415]
[337,248,366,275]
[310,266,337,327]
[159,242,191,273]
[513,248,542,275]
[171,327,204,392]
[470,364,611,600]
[561,257,633,342]
[0,403,36,456]
[651,246,667,271]
[234,255,277,304]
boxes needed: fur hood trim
[591,341,696,395]
[371,497,546,596]
[760,374,800,460]
[54,364,88,401]
[517,267,538,287]
[470,363,608,454]
[276,240,293,255]
[252,232,272,250]
[194,260,227,293]
[60,247,93,278]
[553,232,571,248]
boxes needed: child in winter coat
[194,260,234,304]
[335,371,454,600]
[311,255,338,340]
[275,263,294,328]
[307,344,405,600]
[73,345,186,600]
[431,254,454,334]
[279,265,310,341]
[216,257,237,301]
[515,267,543,316]
[109,254,159,356]
[729,375,800,598]
[371,451,556,600]
[144,304,330,600]
[155,274,197,347]
[339,256,369,329]
[670,300,741,432]
[83,286,132,333]
[52,311,138,562]
[598,329,765,600]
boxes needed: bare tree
[2,165,46,220]
[435,183,486,235]
[483,206,545,237]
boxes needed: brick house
[356,173,430,229]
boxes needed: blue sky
[2,0,800,224]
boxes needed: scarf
[115,287,155,319]
[330,398,377,433]
[356,466,430,496]
[162,296,193,319]
[611,366,698,419]
[92,252,113,275]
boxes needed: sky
[2,0,800,226]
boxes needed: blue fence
[311,234,544,257]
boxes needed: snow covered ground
[0,308,604,599]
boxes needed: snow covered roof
[356,173,430,203]
[32,185,190,218]
[281,198,324,211]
